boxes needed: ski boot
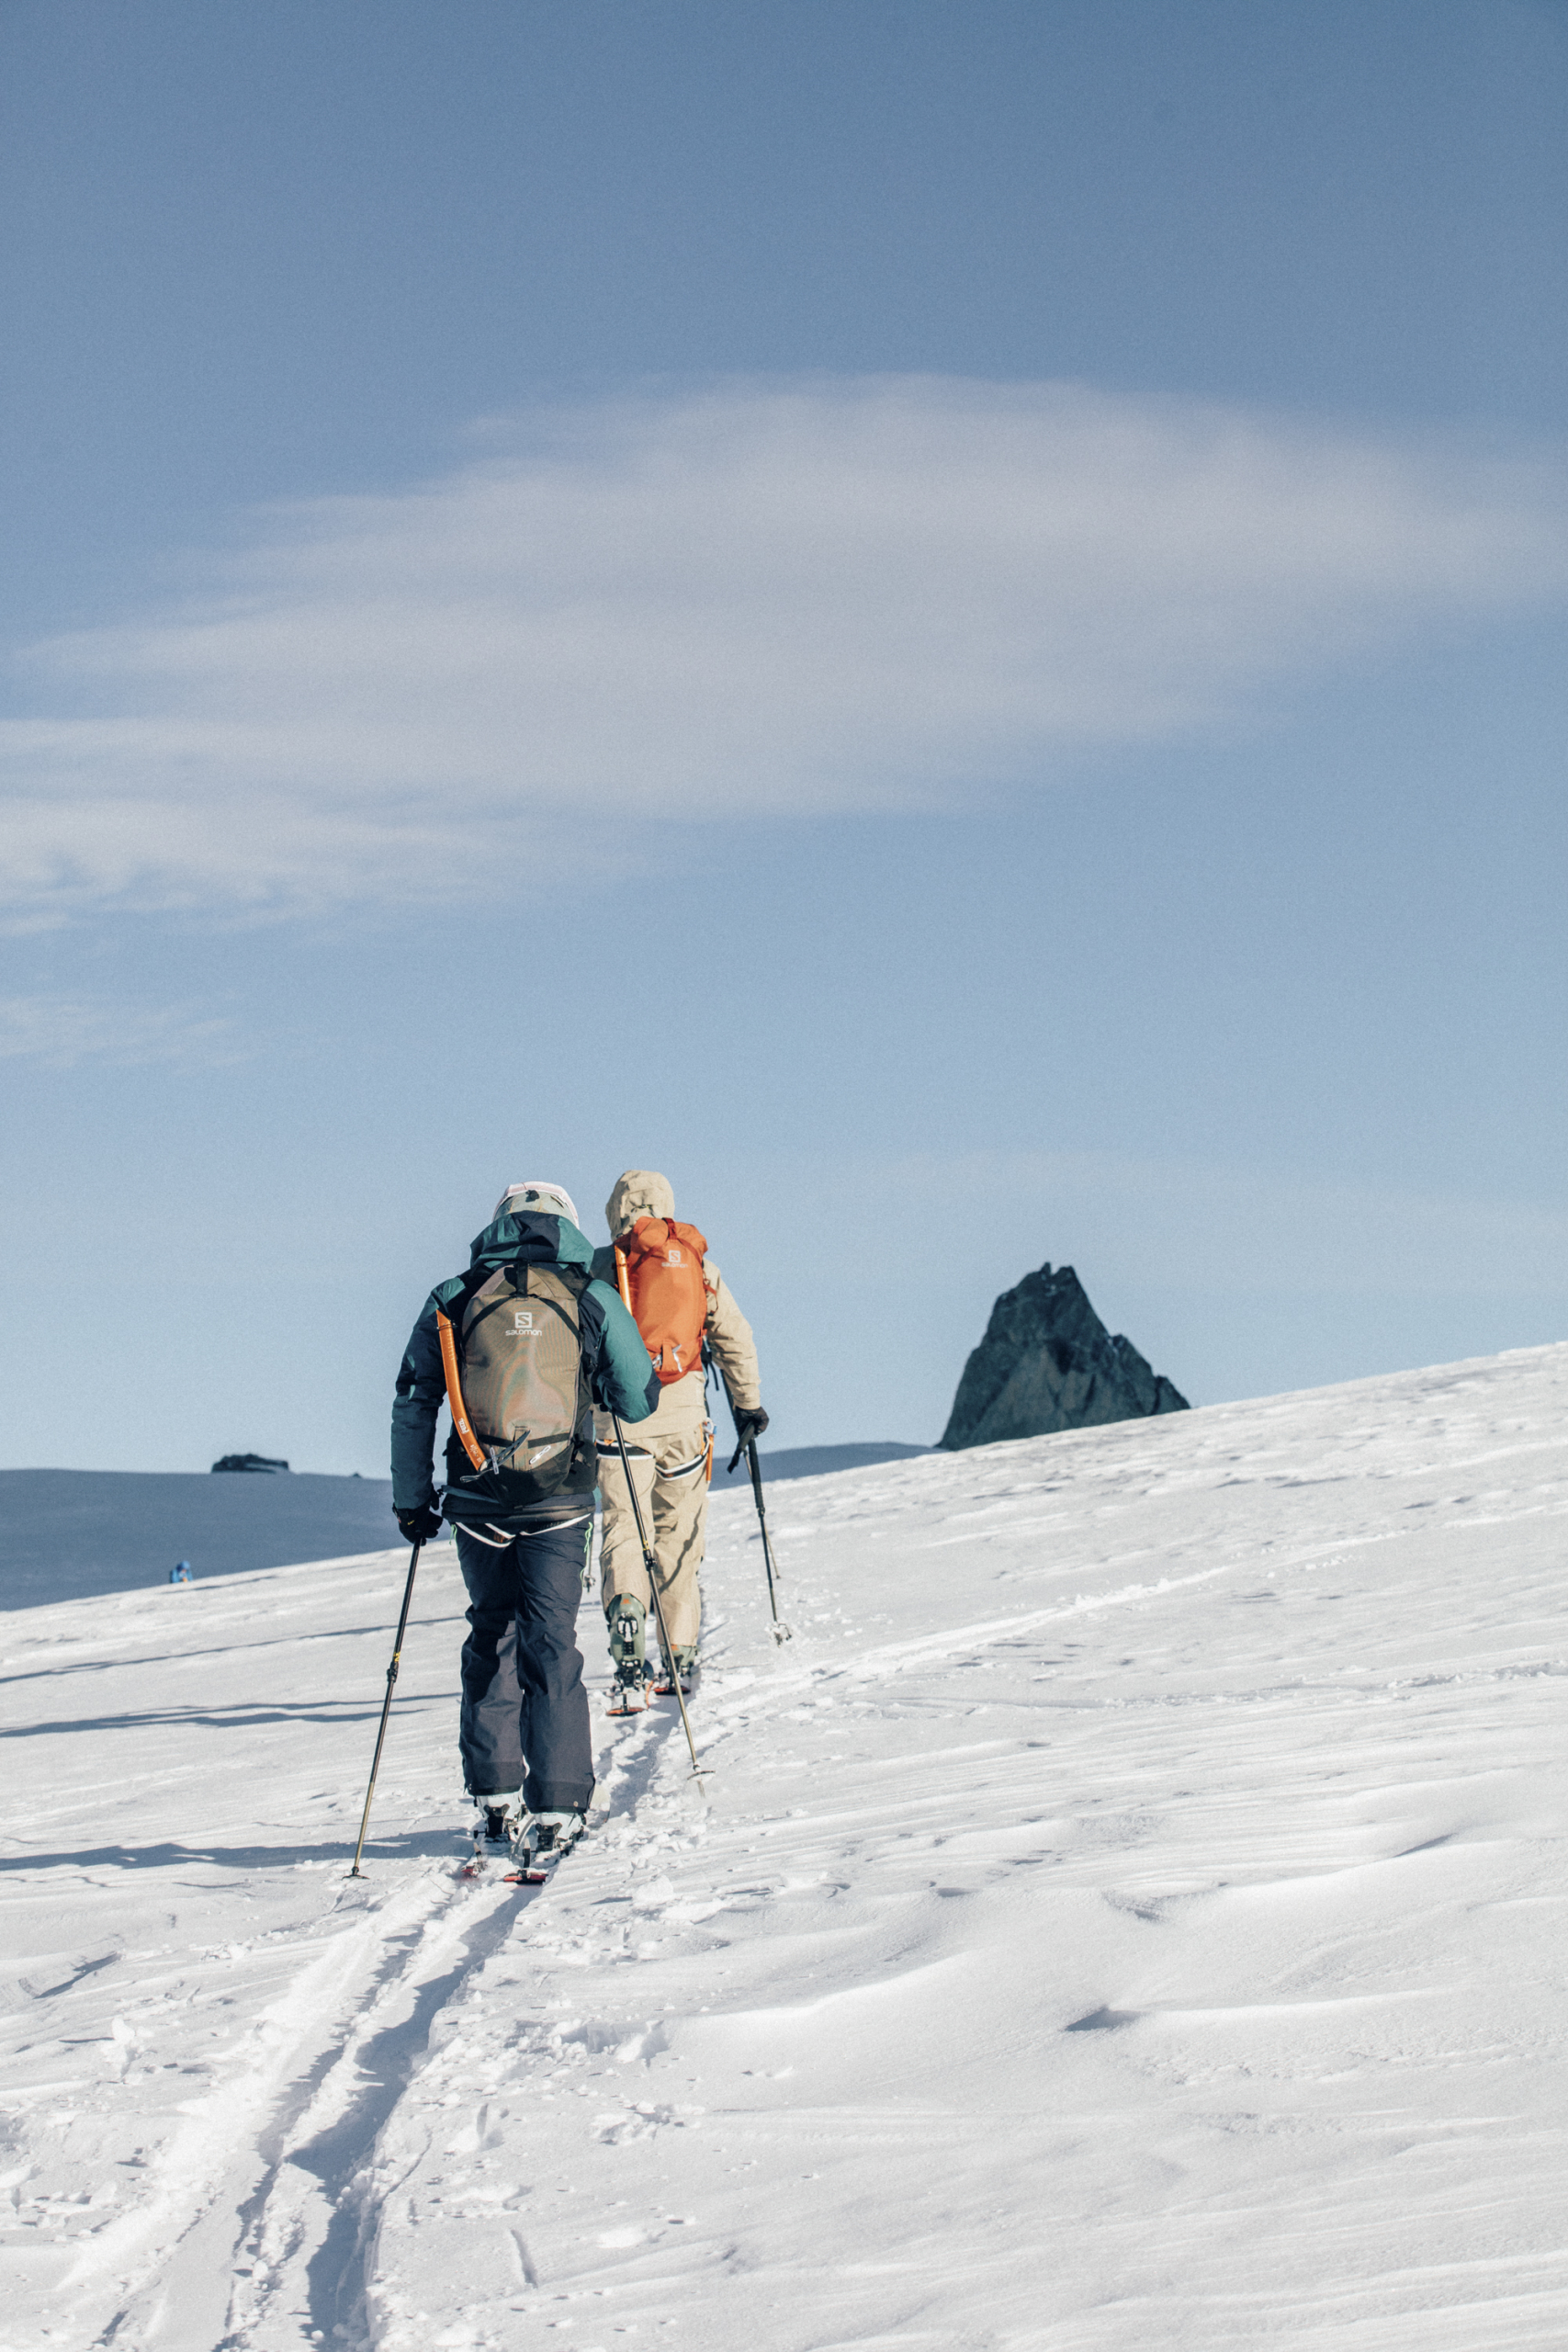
[510,1808,587,1883]
[653,1648,701,1699]
[606,1592,649,1715]
[462,1790,522,1877]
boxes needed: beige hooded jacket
[594,1170,761,1425]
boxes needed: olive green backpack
[437,1261,592,1509]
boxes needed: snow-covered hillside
[4,1346,1566,2351]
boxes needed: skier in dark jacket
[391,1182,660,1858]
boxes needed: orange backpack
[614,1216,709,1385]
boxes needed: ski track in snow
[3,1345,1567,2349]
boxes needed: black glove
[731,1406,769,1456]
[395,1501,443,1544]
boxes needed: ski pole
[610,1413,709,1787]
[347,1538,423,1877]
[739,1437,791,1642]
[716,1365,791,1643]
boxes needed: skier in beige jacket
[592,1170,765,1703]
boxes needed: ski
[605,1665,655,1716]
[458,1842,504,1881]
[652,1666,700,1700]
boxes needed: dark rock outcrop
[210,1453,291,1474]
[940,1263,1188,1450]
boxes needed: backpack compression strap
[435,1307,488,1472]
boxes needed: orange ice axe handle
[436,1308,488,1472]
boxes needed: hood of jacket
[604,1169,675,1238]
[467,1207,595,1273]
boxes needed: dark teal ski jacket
[391,1208,660,1520]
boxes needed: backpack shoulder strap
[521,1260,591,1308]
[447,1261,494,1320]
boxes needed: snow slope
[3,1345,1566,2351]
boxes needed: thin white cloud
[0,994,238,1066]
[4,377,1567,912]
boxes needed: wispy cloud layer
[5,378,1566,913]
[0,994,238,1066]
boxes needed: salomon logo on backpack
[615,1216,708,1385]
[437,1261,591,1506]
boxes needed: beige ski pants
[595,1412,711,1658]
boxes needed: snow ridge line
[700,1562,1240,1737]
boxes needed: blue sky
[2,0,1564,1474]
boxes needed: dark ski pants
[453,1517,594,1812]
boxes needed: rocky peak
[941,1262,1188,1450]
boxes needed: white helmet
[493,1181,580,1227]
